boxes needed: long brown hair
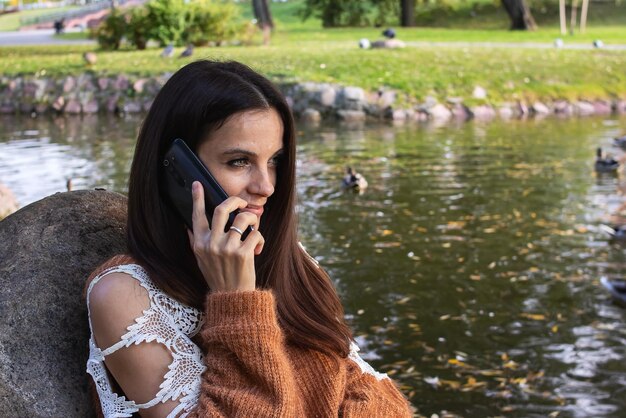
[126,60,351,357]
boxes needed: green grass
[1,0,626,104]
[0,6,77,31]
[1,42,624,105]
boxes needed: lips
[241,205,264,218]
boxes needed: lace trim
[348,342,388,381]
[86,264,206,418]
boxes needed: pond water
[2,114,626,417]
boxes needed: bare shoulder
[88,270,151,349]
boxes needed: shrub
[92,9,126,50]
[93,0,245,50]
[144,0,188,47]
[127,7,150,50]
[185,0,240,46]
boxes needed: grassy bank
[1,0,625,104]
[1,43,624,105]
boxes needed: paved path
[405,40,626,50]
[0,29,95,46]
[1,30,625,50]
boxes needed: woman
[86,60,412,417]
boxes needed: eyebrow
[222,148,284,157]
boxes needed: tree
[400,0,415,27]
[501,0,537,30]
[252,0,273,45]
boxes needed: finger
[226,212,258,242]
[240,230,265,256]
[191,181,210,237]
[211,196,248,237]
[187,229,194,247]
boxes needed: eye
[269,153,284,167]
[228,158,250,168]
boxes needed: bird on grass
[600,277,626,306]
[593,39,604,48]
[83,52,97,66]
[160,44,174,58]
[382,28,396,39]
[179,44,194,58]
[595,147,619,173]
[342,167,368,191]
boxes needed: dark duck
[595,147,619,173]
[599,224,626,241]
[613,135,626,149]
[342,167,368,190]
[600,277,626,306]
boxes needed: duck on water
[595,147,620,173]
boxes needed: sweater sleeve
[339,346,413,417]
[188,290,302,418]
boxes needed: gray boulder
[0,190,127,417]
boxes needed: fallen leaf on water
[503,360,519,370]
[424,376,440,387]
[521,313,546,321]
[397,297,411,305]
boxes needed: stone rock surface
[301,108,321,124]
[0,190,127,417]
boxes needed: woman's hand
[187,181,265,292]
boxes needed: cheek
[214,174,247,198]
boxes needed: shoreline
[1,73,625,123]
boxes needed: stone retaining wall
[1,74,625,123]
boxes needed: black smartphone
[162,138,251,239]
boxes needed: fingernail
[192,182,198,193]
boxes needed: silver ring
[229,226,244,235]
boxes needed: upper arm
[88,272,184,418]
[341,345,413,417]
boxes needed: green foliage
[92,9,126,50]
[299,0,378,27]
[144,0,188,46]
[184,0,241,46]
[93,0,245,50]
[127,7,150,50]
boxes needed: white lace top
[86,264,206,418]
[86,263,386,418]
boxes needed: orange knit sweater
[187,290,413,417]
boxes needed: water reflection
[1,114,626,417]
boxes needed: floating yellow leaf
[503,360,519,370]
[381,229,394,236]
[397,297,411,305]
[521,313,546,321]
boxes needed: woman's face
[197,108,284,225]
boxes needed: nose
[250,167,275,197]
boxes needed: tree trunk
[400,0,415,27]
[580,0,589,33]
[252,0,274,45]
[559,0,567,34]
[501,0,537,30]
[570,0,579,35]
